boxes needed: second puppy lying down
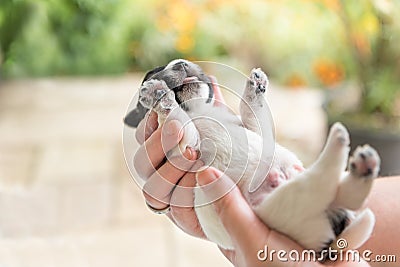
[125,59,380,253]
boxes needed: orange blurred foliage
[154,0,199,54]
[175,34,195,53]
[313,59,344,86]
[286,74,307,88]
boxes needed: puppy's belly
[193,116,268,249]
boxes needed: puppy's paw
[329,122,350,147]
[140,79,176,110]
[250,68,269,94]
[141,79,169,99]
[349,145,380,178]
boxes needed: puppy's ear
[142,65,166,84]
[124,102,148,128]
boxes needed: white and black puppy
[124,59,380,253]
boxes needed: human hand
[196,167,371,267]
[134,111,205,238]
[133,75,223,238]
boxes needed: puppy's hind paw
[250,68,269,94]
[329,122,350,147]
[349,145,380,178]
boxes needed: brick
[0,227,174,267]
[35,141,114,184]
[0,75,142,146]
[56,176,114,232]
[0,185,60,237]
[79,227,172,267]
[0,143,38,187]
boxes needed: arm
[358,176,400,266]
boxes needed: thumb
[196,167,270,248]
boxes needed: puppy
[124,59,380,253]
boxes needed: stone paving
[0,75,325,267]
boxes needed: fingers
[170,204,205,238]
[143,148,197,209]
[135,112,205,238]
[134,119,183,179]
[218,247,236,264]
[169,162,206,238]
[135,111,158,144]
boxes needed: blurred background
[0,0,399,266]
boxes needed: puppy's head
[155,59,210,92]
[124,59,213,128]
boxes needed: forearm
[359,176,400,266]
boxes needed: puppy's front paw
[139,79,168,108]
[141,79,169,99]
[349,145,380,178]
[250,68,269,94]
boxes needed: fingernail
[165,120,180,136]
[196,168,219,186]
[184,147,193,160]
[185,147,199,160]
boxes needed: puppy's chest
[188,108,265,187]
